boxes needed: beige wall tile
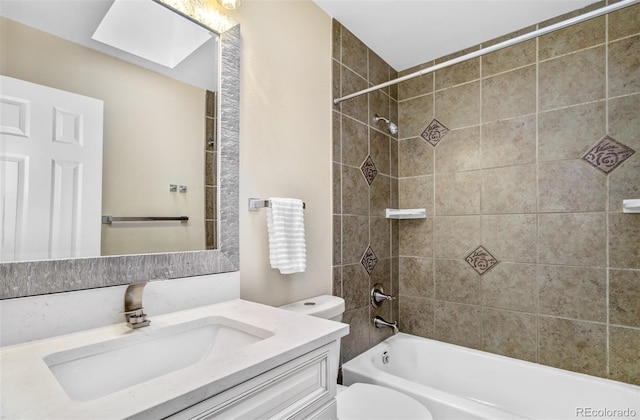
[399,175,433,211]
[332,60,340,109]
[609,93,640,151]
[342,263,369,311]
[398,137,434,177]
[333,163,341,214]
[539,46,605,111]
[434,82,480,129]
[435,126,481,173]
[482,39,536,78]
[399,257,434,298]
[482,214,537,263]
[609,326,640,384]
[370,258,392,299]
[539,17,605,61]
[610,270,640,328]
[434,216,481,258]
[399,218,434,258]
[609,156,640,213]
[538,160,607,213]
[369,50,390,88]
[538,101,606,162]
[482,165,537,214]
[539,213,606,266]
[398,94,434,139]
[482,65,536,123]
[342,165,369,216]
[398,63,433,101]
[483,309,537,362]
[369,89,390,131]
[341,115,368,167]
[609,3,640,41]
[399,296,434,337]
[341,65,369,123]
[332,111,341,163]
[370,174,390,217]
[435,301,482,349]
[370,129,390,175]
[481,115,536,168]
[342,215,369,264]
[482,262,537,312]
[538,265,607,322]
[609,212,640,269]
[341,307,370,363]
[538,317,607,377]
[435,171,481,216]
[341,27,367,79]
[609,35,640,98]
[370,217,390,260]
[333,216,341,265]
[435,58,480,91]
[435,259,482,305]
[332,20,341,62]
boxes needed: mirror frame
[0,8,240,300]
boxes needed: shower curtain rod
[333,0,639,105]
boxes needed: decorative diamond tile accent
[360,245,378,275]
[465,246,499,276]
[360,155,378,185]
[420,118,449,147]
[582,135,635,174]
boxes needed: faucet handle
[371,283,396,308]
[124,308,150,328]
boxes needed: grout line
[604,10,611,380]
[535,26,541,364]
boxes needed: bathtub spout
[373,315,399,334]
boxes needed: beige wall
[0,18,206,255]
[223,0,333,305]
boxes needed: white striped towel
[266,197,306,274]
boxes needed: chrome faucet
[373,315,398,334]
[123,282,150,329]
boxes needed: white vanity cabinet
[0,300,348,419]
[167,341,339,420]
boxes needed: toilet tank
[279,295,345,322]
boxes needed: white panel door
[0,75,103,262]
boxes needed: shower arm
[333,0,640,105]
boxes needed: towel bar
[248,198,305,211]
[102,216,189,224]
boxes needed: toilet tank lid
[279,295,345,320]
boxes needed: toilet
[280,295,433,420]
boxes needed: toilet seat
[336,383,433,420]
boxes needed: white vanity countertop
[0,299,349,419]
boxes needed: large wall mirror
[0,0,240,299]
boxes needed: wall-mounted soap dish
[385,208,426,219]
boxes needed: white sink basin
[43,316,273,401]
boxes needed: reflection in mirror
[0,0,219,262]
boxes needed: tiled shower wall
[333,3,640,385]
[332,21,400,363]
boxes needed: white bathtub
[342,333,640,420]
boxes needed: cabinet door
[168,342,338,420]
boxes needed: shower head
[373,114,398,135]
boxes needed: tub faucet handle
[371,283,396,308]
[373,315,399,334]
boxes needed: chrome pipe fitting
[373,315,399,334]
